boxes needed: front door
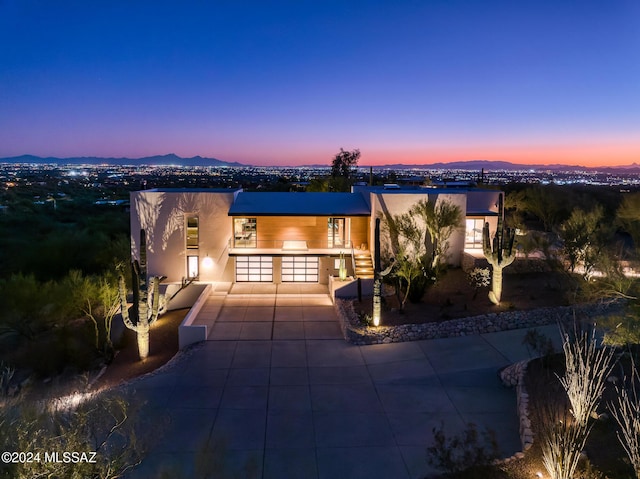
[328,218,345,248]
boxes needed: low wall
[329,276,374,303]
[178,283,213,350]
[334,300,622,345]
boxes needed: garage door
[235,256,273,282]
[282,256,319,283]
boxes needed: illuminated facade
[129,186,502,284]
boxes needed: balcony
[229,238,360,256]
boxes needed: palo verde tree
[380,204,439,309]
[117,229,163,361]
[482,194,516,305]
[559,204,606,278]
[521,185,566,232]
[410,198,463,270]
[68,270,120,360]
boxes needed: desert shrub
[426,422,499,475]
[559,327,616,427]
[523,328,556,358]
[467,267,490,299]
[0,390,149,479]
[609,359,640,479]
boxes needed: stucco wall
[370,191,468,266]
[130,190,237,282]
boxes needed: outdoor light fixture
[202,255,214,269]
[372,308,380,327]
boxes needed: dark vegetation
[0,178,131,384]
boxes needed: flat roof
[140,188,242,193]
[228,192,370,216]
[357,185,481,194]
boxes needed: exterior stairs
[354,253,374,279]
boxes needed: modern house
[129,185,503,286]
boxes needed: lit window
[465,218,484,248]
[187,256,199,278]
[186,216,199,249]
[234,218,257,247]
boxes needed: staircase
[354,253,374,279]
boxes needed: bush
[426,422,499,475]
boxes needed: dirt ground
[356,269,574,326]
[93,308,188,390]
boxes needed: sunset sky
[1,0,639,167]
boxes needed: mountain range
[0,154,243,167]
[1,155,639,173]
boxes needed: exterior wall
[350,216,369,250]
[370,191,468,266]
[130,190,237,282]
[466,190,501,214]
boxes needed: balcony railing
[230,238,352,251]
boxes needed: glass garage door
[235,256,273,282]
[282,256,319,283]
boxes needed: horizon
[4,153,640,170]
[1,1,639,168]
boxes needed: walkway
[125,287,562,479]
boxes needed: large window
[328,218,345,248]
[234,218,257,247]
[465,218,484,248]
[186,216,199,249]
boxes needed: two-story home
[129,185,502,286]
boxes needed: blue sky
[1,0,639,166]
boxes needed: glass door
[328,218,345,248]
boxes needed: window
[328,218,345,248]
[186,216,199,249]
[187,255,199,278]
[465,218,484,248]
[234,218,257,247]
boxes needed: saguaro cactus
[482,194,515,305]
[118,229,161,360]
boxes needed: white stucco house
[129,185,502,286]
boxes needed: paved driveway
[126,287,561,479]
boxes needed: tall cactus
[118,229,161,360]
[482,194,516,305]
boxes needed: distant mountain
[3,155,639,173]
[370,160,640,173]
[0,154,245,167]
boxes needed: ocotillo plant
[482,194,516,304]
[118,229,161,360]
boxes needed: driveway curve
[126,288,561,479]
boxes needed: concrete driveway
[125,286,561,479]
